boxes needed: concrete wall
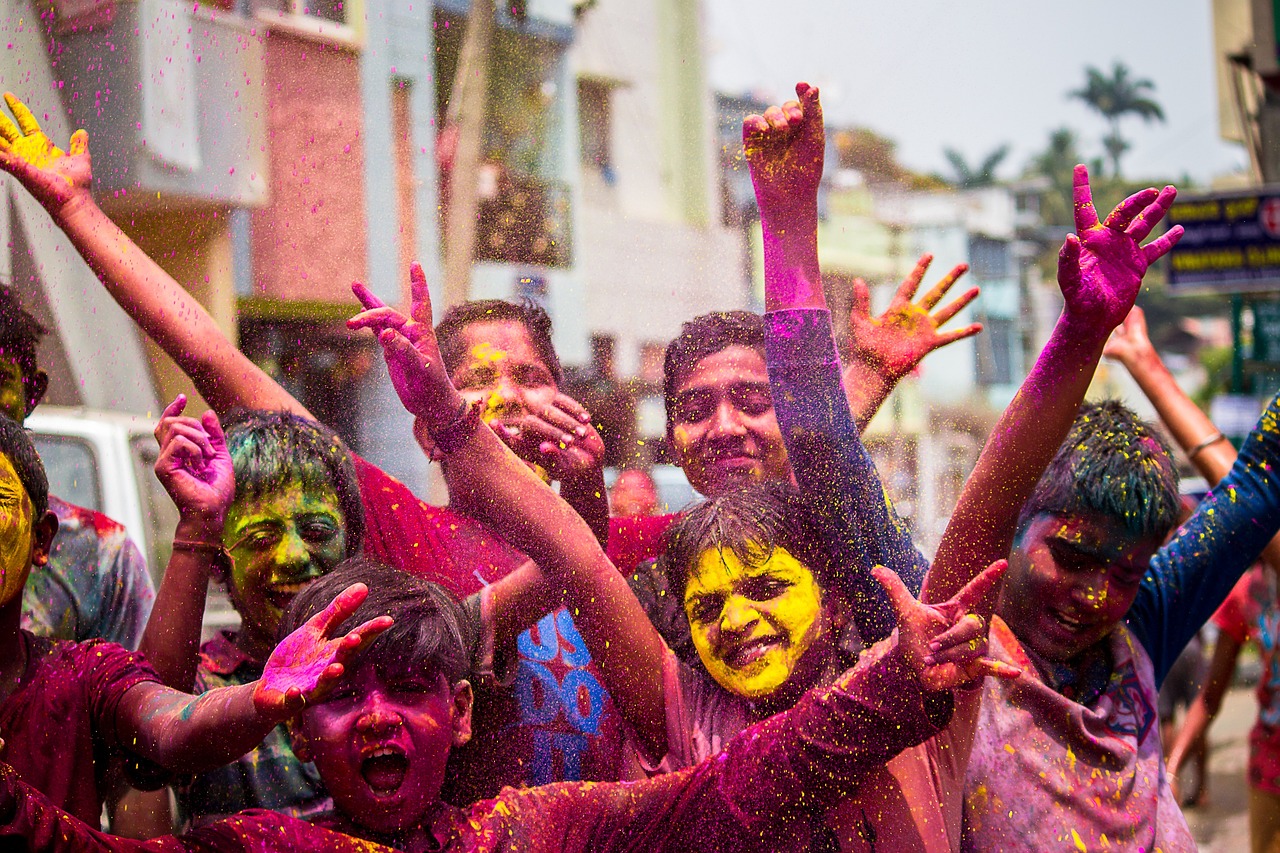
[251,31,369,304]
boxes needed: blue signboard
[1167,187,1280,293]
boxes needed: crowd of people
[0,81,1272,851]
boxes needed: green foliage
[1070,62,1165,178]
[942,145,1010,188]
[1193,345,1234,410]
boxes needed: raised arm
[844,258,982,430]
[0,94,309,418]
[117,583,389,773]
[743,84,965,640]
[1104,307,1280,576]
[923,167,1184,605]
[138,396,235,690]
[348,264,671,757]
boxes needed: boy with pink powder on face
[0,410,391,828]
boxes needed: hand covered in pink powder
[348,263,466,427]
[847,254,983,383]
[876,559,1020,692]
[255,582,393,721]
[743,82,824,228]
[0,93,93,219]
[1058,165,1183,334]
[493,392,605,481]
[153,395,235,537]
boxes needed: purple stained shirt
[0,638,952,852]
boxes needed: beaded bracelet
[172,539,233,579]
[430,398,484,455]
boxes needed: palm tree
[1070,62,1164,177]
[943,144,1010,188]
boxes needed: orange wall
[251,31,369,304]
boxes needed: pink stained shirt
[963,617,1195,852]
[653,640,981,852]
[0,631,162,825]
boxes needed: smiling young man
[964,398,1280,851]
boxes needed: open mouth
[265,580,312,611]
[1048,609,1092,635]
[360,745,409,794]
[723,636,779,669]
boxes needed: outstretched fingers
[952,559,1009,613]
[1142,224,1185,265]
[350,281,387,311]
[408,261,434,325]
[895,254,933,304]
[309,583,371,638]
[928,283,979,328]
[872,565,916,625]
[3,94,41,137]
[1102,187,1158,232]
[1072,164,1100,232]
[918,262,968,312]
[1126,185,1177,242]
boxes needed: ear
[24,370,47,417]
[30,511,57,567]
[287,718,312,763]
[450,679,473,748]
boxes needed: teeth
[367,747,398,759]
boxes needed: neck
[0,598,28,701]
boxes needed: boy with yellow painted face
[0,413,390,827]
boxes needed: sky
[705,0,1246,186]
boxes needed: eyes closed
[232,516,342,553]
[1045,539,1144,589]
[686,574,793,626]
[456,362,554,391]
[671,384,773,426]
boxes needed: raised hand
[743,81,824,228]
[255,582,393,720]
[848,254,982,383]
[1102,305,1156,368]
[876,559,1020,691]
[494,392,605,482]
[153,395,235,538]
[1059,166,1183,332]
[0,93,92,217]
[348,263,464,426]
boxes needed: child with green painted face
[0,412,389,829]
[140,397,368,827]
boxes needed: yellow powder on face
[684,545,822,699]
[0,453,33,607]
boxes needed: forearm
[1122,347,1236,482]
[558,470,610,546]
[117,681,280,774]
[925,312,1106,604]
[709,640,952,828]
[138,520,220,690]
[765,309,927,642]
[0,764,162,851]
[761,205,822,312]
[53,201,309,418]
[443,417,670,751]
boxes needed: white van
[24,406,238,635]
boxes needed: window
[968,236,1010,280]
[975,316,1015,387]
[578,79,615,181]
[30,436,102,513]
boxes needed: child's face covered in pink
[999,512,1162,664]
[292,661,472,835]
